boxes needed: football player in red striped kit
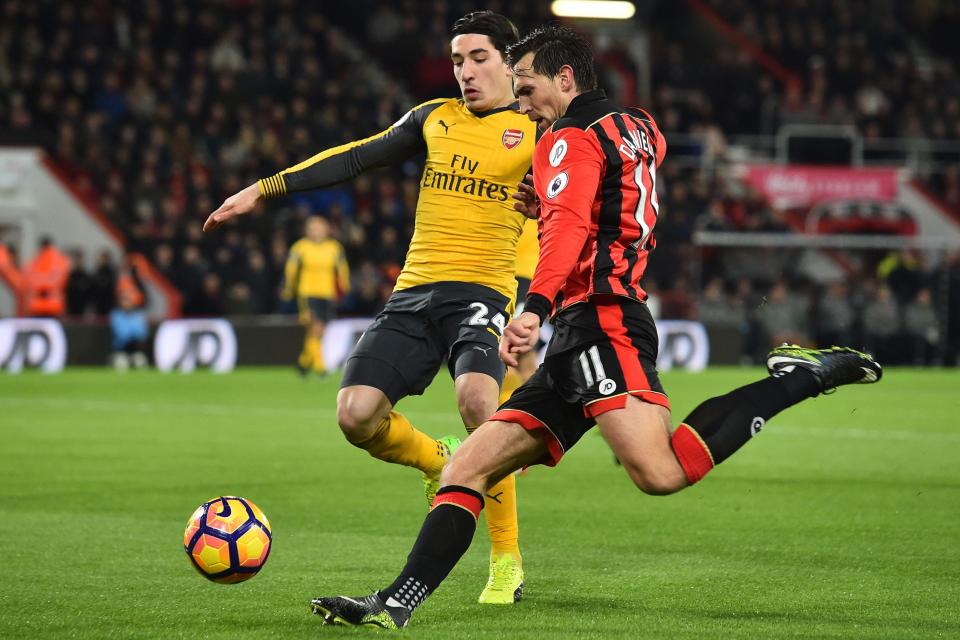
[310,25,883,629]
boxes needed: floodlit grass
[1,367,957,639]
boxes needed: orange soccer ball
[183,496,272,584]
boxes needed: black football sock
[379,486,484,616]
[671,369,821,483]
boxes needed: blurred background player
[498,217,540,405]
[203,11,536,604]
[283,215,350,377]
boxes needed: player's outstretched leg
[311,420,546,629]
[669,345,881,486]
[766,344,882,390]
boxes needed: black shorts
[492,297,669,467]
[341,282,510,404]
[299,297,333,324]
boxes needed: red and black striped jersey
[525,90,666,321]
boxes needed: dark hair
[506,25,597,91]
[450,11,519,56]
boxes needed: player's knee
[457,393,495,429]
[622,461,685,496]
[336,392,385,444]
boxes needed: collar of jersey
[465,100,521,118]
[565,89,608,117]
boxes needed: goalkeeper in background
[283,215,350,377]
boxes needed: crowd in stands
[2,0,960,365]
[2,0,415,317]
[673,0,960,209]
[658,250,960,366]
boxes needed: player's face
[512,53,563,132]
[305,217,329,242]
[450,33,514,112]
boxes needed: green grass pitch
[1,367,958,639]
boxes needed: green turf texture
[1,367,957,639]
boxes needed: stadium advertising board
[655,320,710,371]
[0,318,67,373]
[741,165,899,208]
[154,319,237,373]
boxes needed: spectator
[23,237,71,318]
[657,275,696,320]
[343,260,386,316]
[696,277,745,331]
[246,249,275,314]
[862,284,901,363]
[903,288,939,365]
[756,280,811,348]
[89,250,117,316]
[184,272,225,317]
[224,282,256,316]
[816,282,856,348]
[66,248,93,317]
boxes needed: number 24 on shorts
[468,302,506,334]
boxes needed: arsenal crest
[502,129,524,149]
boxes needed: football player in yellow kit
[204,11,534,605]
[283,216,350,376]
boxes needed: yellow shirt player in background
[499,217,539,405]
[284,216,349,376]
[204,11,534,606]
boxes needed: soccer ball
[183,496,272,584]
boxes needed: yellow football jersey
[515,217,539,280]
[259,98,537,302]
[283,237,350,300]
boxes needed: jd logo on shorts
[599,379,617,396]
[750,416,765,436]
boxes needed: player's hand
[203,183,262,232]
[511,173,539,219]
[499,311,540,367]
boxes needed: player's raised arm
[204,99,446,232]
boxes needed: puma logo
[473,345,491,355]
[438,119,455,134]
